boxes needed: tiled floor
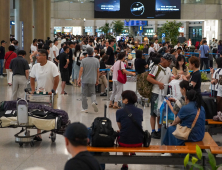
[0,74,221,170]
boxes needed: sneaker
[100,93,107,96]
[161,153,171,156]
[92,102,98,112]
[151,132,160,139]
[156,131,161,138]
[81,109,88,113]
[66,82,73,86]
[121,165,128,170]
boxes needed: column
[183,21,189,40]
[0,0,10,48]
[11,25,15,35]
[19,0,33,59]
[153,21,158,34]
[34,0,46,40]
[45,0,51,38]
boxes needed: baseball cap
[64,122,88,141]
[163,53,173,61]
[1,40,6,44]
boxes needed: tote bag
[117,61,127,84]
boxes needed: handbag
[117,61,127,84]
[172,109,200,140]
[124,107,151,147]
[203,45,209,57]
[76,52,81,66]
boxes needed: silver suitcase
[17,99,29,126]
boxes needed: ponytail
[186,89,202,109]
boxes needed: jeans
[0,59,4,75]
[200,58,209,70]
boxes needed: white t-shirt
[61,39,66,44]
[154,43,160,51]
[174,45,183,50]
[48,47,54,61]
[149,64,171,95]
[148,47,155,55]
[52,45,59,58]
[31,44,37,54]
[30,61,59,92]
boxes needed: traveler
[56,46,70,95]
[148,42,155,56]
[212,57,222,112]
[9,50,29,100]
[184,56,201,93]
[99,55,109,96]
[59,43,65,54]
[72,44,82,86]
[31,39,38,63]
[147,53,172,139]
[199,40,210,70]
[30,43,43,63]
[52,39,59,61]
[172,55,189,80]
[30,49,59,141]
[163,89,205,146]
[64,122,102,170]
[77,47,99,113]
[218,40,222,56]
[66,42,75,85]
[174,42,183,50]
[116,90,143,170]
[154,39,160,52]
[0,40,6,78]
[109,52,136,109]
[104,41,109,52]
[169,49,178,69]
[212,39,218,59]
[135,50,148,74]
[4,45,17,86]
[106,39,115,65]
[14,40,21,55]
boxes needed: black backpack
[91,105,117,147]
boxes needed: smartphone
[164,96,169,100]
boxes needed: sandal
[113,105,120,109]
[109,104,113,108]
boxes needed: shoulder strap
[124,107,144,134]
[191,109,200,130]
[155,65,165,78]
[75,156,101,170]
[5,52,14,62]
[215,69,222,79]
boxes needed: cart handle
[25,88,56,94]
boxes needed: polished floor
[0,75,221,170]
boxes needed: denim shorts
[150,92,159,117]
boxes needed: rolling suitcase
[17,99,29,126]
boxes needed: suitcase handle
[17,99,28,106]
[104,104,107,118]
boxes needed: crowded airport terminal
[1,0,222,169]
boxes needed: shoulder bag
[117,61,127,84]
[76,52,81,66]
[172,108,200,140]
[203,45,209,57]
[124,107,151,147]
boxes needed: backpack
[91,117,117,147]
[137,65,163,100]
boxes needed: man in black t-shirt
[0,40,6,78]
[64,122,101,170]
[106,39,115,65]
[56,46,69,95]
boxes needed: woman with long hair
[72,44,81,86]
[172,55,189,80]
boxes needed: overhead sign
[162,33,165,43]
[124,20,148,26]
[10,21,15,25]
[139,26,143,32]
[162,33,165,37]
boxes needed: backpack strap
[155,64,165,79]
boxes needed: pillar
[0,0,10,49]
[45,0,51,38]
[19,0,33,60]
[34,0,46,40]
[11,25,15,35]
[184,21,189,40]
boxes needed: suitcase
[17,99,29,126]
[160,87,174,145]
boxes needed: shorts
[61,71,69,82]
[150,92,159,117]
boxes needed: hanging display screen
[94,0,181,19]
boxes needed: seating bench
[207,119,222,125]
[185,132,218,149]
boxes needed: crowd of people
[1,34,222,170]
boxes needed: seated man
[64,122,102,170]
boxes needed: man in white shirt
[30,49,59,141]
[61,36,66,44]
[148,42,155,56]
[52,39,59,61]
[174,42,183,50]
[154,39,160,52]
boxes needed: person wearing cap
[77,47,100,113]
[0,40,6,78]
[147,53,173,139]
[64,122,102,170]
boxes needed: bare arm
[30,77,36,92]
[53,51,57,59]
[29,51,37,62]
[117,122,121,130]
[25,70,29,79]
[190,81,197,87]
[53,75,59,91]
[96,68,99,85]
[171,116,181,126]
[166,100,178,115]
[122,69,135,76]
[199,50,201,58]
